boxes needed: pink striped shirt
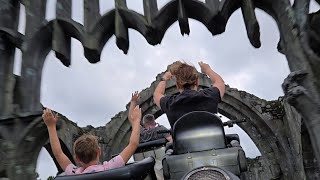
[64,155,125,175]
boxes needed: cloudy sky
[12,0,319,179]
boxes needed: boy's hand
[131,91,140,103]
[130,105,141,126]
[198,61,212,74]
[42,108,59,127]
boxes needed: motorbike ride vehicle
[134,111,248,180]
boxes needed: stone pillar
[0,0,20,119]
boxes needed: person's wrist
[132,122,140,129]
[161,77,168,81]
[202,69,210,75]
[47,124,56,129]
[202,67,208,73]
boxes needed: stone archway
[0,114,82,179]
[0,117,48,180]
[107,73,304,179]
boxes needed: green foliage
[47,176,55,180]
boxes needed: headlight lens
[183,166,231,180]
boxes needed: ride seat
[133,138,167,161]
[54,157,155,180]
[173,111,227,154]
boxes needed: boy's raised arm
[120,105,141,163]
[42,109,72,171]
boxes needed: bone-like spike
[241,0,261,48]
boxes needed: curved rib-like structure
[16,0,263,116]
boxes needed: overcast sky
[12,0,319,179]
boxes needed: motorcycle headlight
[183,166,231,180]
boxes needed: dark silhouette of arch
[15,0,262,117]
